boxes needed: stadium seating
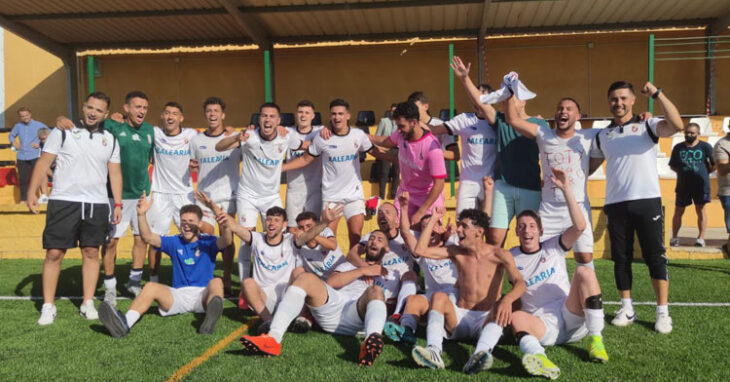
[591,120,611,129]
[280,113,295,127]
[587,164,605,180]
[313,112,322,126]
[574,121,582,130]
[438,109,456,122]
[689,116,717,136]
[722,117,730,134]
[250,113,259,126]
[656,157,676,179]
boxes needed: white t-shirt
[417,234,459,295]
[536,125,598,203]
[590,117,662,204]
[330,254,405,303]
[360,230,415,271]
[308,127,372,202]
[43,126,120,204]
[445,113,497,182]
[286,126,323,194]
[429,116,456,150]
[250,232,297,289]
[151,127,198,194]
[509,236,571,315]
[238,129,302,199]
[190,131,241,201]
[295,227,347,279]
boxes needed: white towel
[479,71,536,104]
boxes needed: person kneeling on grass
[98,191,233,337]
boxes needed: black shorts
[675,187,711,207]
[43,200,111,249]
[603,197,665,264]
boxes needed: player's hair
[478,84,493,93]
[295,211,319,223]
[407,91,427,104]
[607,81,634,96]
[390,103,398,108]
[392,101,420,121]
[558,97,581,113]
[125,90,148,104]
[87,91,112,109]
[164,101,184,113]
[458,209,490,231]
[37,128,50,138]
[17,106,31,114]
[266,206,287,220]
[203,96,226,111]
[370,229,388,240]
[686,122,700,132]
[179,204,203,220]
[516,210,543,231]
[329,98,349,110]
[260,102,280,113]
[297,100,315,110]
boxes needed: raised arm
[294,204,344,247]
[504,95,538,139]
[411,177,444,225]
[552,168,587,250]
[346,243,367,267]
[398,193,418,251]
[452,56,496,125]
[491,247,527,327]
[214,211,234,250]
[137,192,162,248]
[642,82,683,137]
[413,206,451,260]
[480,176,495,218]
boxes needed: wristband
[114,203,123,208]
[652,88,662,99]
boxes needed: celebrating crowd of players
[25,55,684,379]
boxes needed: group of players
[26,55,684,379]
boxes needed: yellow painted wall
[2,30,66,128]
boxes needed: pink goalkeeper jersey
[390,130,447,217]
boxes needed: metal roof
[1,0,729,54]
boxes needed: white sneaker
[655,315,673,334]
[412,345,445,369]
[79,300,99,320]
[38,303,57,325]
[611,307,636,327]
[695,238,706,247]
[669,237,679,247]
[38,194,49,204]
[104,287,117,308]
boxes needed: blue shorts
[719,195,730,234]
[676,186,710,207]
[491,180,541,229]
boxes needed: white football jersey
[417,234,459,295]
[191,131,241,201]
[238,129,302,199]
[360,230,415,271]
[308,127,372,203]
[330,258,403,303]
[509,236,571,315]
[295,227,346,279]
[445,113,497,182]
[151,127,198,194]
[286,125,323,194]
[537,125,597,203]
[250,232,298,289]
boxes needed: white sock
[620,298,634,312]
[400,313,417,332]
[519,334,545,355]
[584,308,605,336]
[238,243,252,280]
[394,280,417,314]
[129,268,143,282]
[364,300,387,336]
[125,310,141,327]
[104,276,117,290]
[577,261,595,270]
[656,304,669,317]
[269,286,307,343]
[474,322,503,354]
[426,310,445,353]
[149,275,159,283]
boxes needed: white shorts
[535,299,589,346]
[457,180,484,215]
[198,198,236,226]
[109,199,140,238]
[425,289,458,305]
[286,187,323,227]
[446,302,490,340]
[158,286,206,316]
[237,194,282,228]
[147,192,195,235]
[309,284,364,336]
[324,200,365,220]
[539,200,594,253]
[260,282,287,314]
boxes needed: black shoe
[199,296,223,334]
[99,301,130,338]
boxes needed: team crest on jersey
[419,152,424,160]
[184,258,195,265]
[102,137,108,146]
[353,142,358,149]
[132,134,140,142]
[195,249,200,257]
[471,125,478,130]
[631,124,639,133]
[184,138,189,144]
[279,144,284,153]
[540,256,546,263]
[73,131,82,139]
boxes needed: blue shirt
[9,119,48,160]
[158,234,221,288]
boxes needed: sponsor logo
[329,145,338,149]
[200,145,207,149]
[147,135,152,145]
[255,255,290,272]
[132,134,140,142]
[525,266,556,287]
[252,155,280,167]
[184,257,195,265]
[466,137,496,145]
[119,132,127,137]
[329,154,357,162]
[652,215,661,221]
[155,146,191,156]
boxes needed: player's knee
[510,311,531,332]
[45,250,64,262]
[585,293,602,309]
[402,270,418,282]
[241,278,258,291]
[429,292,449,310]
[293,272,318,287]
[80,248,98,259]
[209,277,223,288]
[366,285,384,300]
[406,294,423,306]
[646,255,668,280]
[573,265,596,282]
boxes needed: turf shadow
[605,312,655,331]
[488,346,529,378]
[668,262,730,275]
[331,334,362,364]
[442,340,474,372]
[562,343,589,362]
[89,324,111,336]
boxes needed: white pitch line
[1,296,729,306]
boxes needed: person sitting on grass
[97,191,233,337]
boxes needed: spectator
[8,107,48,203]
[713,119,730,253]
[374,103,399,199]
[669,123,714,247]
[37,128,52,203]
